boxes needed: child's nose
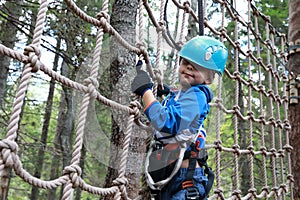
[186,64,194,71]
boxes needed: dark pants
[158,167,208,200]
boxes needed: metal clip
[185,186,200,200]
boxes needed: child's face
[178,58,216,89]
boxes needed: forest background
[0,0,299,200]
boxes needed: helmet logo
[205,51,212,61]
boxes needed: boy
[131,36,228,200]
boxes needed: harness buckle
[185,186,200,200]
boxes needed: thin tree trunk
[30,38,61,200]
[288,1,300,200]
[47,61,76,200]
[0,0,22,106]
[47,126,62,200]
[238,84,249,195]
[0,1,24,199]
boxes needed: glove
[131,60,153,96]
[157,84,170,97]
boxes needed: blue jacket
[144,85,213,145]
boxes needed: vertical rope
[171,1,187,88]
[5,0,48,141]
[280,33,294,199]
[246,1,255,198]
[137,0,152,197]
[270,24,286,199]
[253,4,269,196]
[265,16,279,200]
[214,1,226,198]
[61,1,108,199]
[232,0,240,197]
[153,0,166,96]
[113,114,135,200]
[138,0,145,61]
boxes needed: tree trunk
[47,126,63,200]
[59,64,75,168]
[288,1,300,200]
[104,0,146,199]
[0,1,23,199]
[0,0,22,106]
[287,0,300,75]
[47,61,76,200]
[238,84,249,195]
[30,38,60,200]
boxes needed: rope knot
[0,139,18,167]
[214,98,223,105]
[247,145,255,155]
[232,71,241,79]
[220,27,227,36]
[258,84,265,91]
[112,177,128,186]
[63,165,82,188]
[96,11,110,22]
[283,144,293,153]
[153,68,163,83]
[260,146,267,156]
[283,119,291,130]
[84,77,99,98]
[232,189,241,196]
[156,21,165,32]
[232,144,240,155]
[258,114,266,125]
[183,1,191,13]
[269,148,277,156]
[214,140,222,151]
[232,105,240,112]
[247,111,254,120]
[136,42,147,54]
[247,78,254,87]
[129,100,142,120]
[248,188,257,197]
[23,44,42,72]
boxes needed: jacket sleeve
[144,87,210,134]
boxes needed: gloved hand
[157,84,170,97]
[131,60,153,96]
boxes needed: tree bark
[104,0,147,199]
[287,0,300,74]
[288,1,300,200]
[0,1,23,199]
[0,0,22,106]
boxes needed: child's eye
[182,59,189,65]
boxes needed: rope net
[0,0,293,199]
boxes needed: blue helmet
[178,36,228,75]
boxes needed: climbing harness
[145,136,215,200]
[145,140,187,191]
